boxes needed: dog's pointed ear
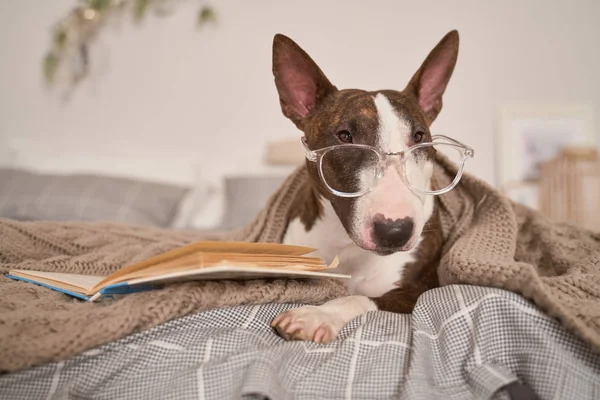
[404,30,459,124]
[272,34,337,128]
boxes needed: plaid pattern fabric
[0,168,188,227]
[1,285,599,400]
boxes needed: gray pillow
[0,168,189,228]
[219,175,287,230]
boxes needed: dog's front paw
[271,306,344,344]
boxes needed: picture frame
[495,104,595,209]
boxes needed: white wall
[1,0,599,186]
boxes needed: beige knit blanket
[1,155,599,373]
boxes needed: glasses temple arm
[431,134,475,157]
[301,136,318,162]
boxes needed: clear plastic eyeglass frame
[301,134,475,198]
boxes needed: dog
[270,30,459,344]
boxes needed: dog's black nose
[372,216,414,249]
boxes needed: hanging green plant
[43,0,217,91]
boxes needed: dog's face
[272,31,459,255]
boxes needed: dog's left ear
[272,34,337,129]
[404,30,459,124]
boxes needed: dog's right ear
[272,34,337,128]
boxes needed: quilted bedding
[2,285,599,400]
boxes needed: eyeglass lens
[319,142,463,195]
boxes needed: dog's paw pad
[271,306,342,344]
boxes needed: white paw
[271,306,344,344]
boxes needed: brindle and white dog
[270,31,460,344]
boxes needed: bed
[2,286,599,399]
[1,167,599,400]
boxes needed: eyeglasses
[301,134,474,198]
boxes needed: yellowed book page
[203,261,335,271]
[145,252,325,271]
[9,270,105,295]
[123,260,336,281]
[193,253,324,262]
[189,255,325,266]
[106,253,326,284]
[122,263,350,289]
[108,259,333,282]
[208,256,340,271]
[93,241,317,291]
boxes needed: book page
[94,241,318,291]
[8,270,105,294]
[118,264,350,289]
[115,258,337,281]
[145,252,326,271]
[99,251,333,285]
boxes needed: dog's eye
[337,130,353,143]
[413,131,424,143]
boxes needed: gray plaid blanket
[1,285,599,400]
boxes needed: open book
[7,241,349,301]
